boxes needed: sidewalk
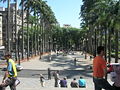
[20,52,93,70]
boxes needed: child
[40,74,45,87]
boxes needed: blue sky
[45,0,83,28]
[0,0,83,28]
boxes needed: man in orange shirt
[93,46,113,90]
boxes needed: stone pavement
[0,51,113,90]
[20,52,93,70]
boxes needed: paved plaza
[0,51,114,90]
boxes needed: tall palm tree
[19,0,57,58]
[21,0,24,60]
[15,0,18,61]
[7,0,10,53]
[26,1,30,59]
[113,1,120,63]
[80,0,120,63]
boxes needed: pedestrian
[90,56,93,60]
[0,53,18,90]
[112,65,120,90]
[48,68,51,80]
[40,74,45,87]
[70,78,78,88]
[59,77,67,88]
[74,58,77,66]
[93,46,113,90]
[53,70,60,87]
[78,77,86,88]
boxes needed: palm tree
[15,0,18,61]
[20,0,24,60]
[113,1,120,63]
[26,1,30,60]
[80,0,120,64]
[19,0,57,58]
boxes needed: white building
[63,24,71,28]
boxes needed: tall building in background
[0,3,26,52]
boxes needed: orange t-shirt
[93,56,107,78]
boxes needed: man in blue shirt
[78,77,86,88]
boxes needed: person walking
[74,58,77,66]
[40,74,45,87]
[53,70,60,87]
[93,46,113,90]
[0,53,18,90]
[70,78,78,88]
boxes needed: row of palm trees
[51,26,82,51]
[0,0,57,63]
[80,0,120,63]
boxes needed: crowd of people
[0,46,120,90]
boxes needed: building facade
[0,3,26,52]
[63,24,71,28]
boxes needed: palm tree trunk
[42,22,44,53]
[94,27,97,57]
[31,23,33,57]
[37,14,39,55]
[18,32,20,65]
[108,29,111,63]
[21,0,24,59]
[27,6,29,60]
[100,30,103,46]
[104,28,107,61]
[7,0,10,52]
[104,27,108,80]
[115,29,119,63]
[15,0,18,61]
[89,26,93,54]
[34,9,37,56]
[39,23,42,59]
